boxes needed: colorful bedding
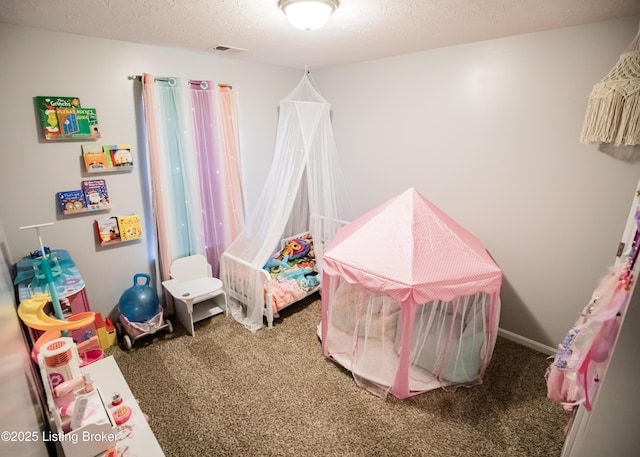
[263,232,319,311]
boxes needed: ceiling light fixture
[278,0,339,31]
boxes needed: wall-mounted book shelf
[82,143,133,173]
[95,215,143,246]
[57,179,111,215]
[61,206,111,216]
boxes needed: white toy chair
[170,254,212,281]
[161,254,226,336]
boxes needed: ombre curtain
[141,74,244,282]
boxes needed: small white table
[161,277,226,336]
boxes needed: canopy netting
[221,72,350,332]
[320,188,503,399]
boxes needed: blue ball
[118,274,159,322]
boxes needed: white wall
[0,23,299,320]
[314,16,640,348]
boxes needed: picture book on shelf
[57,190,86,214]
[81,179,110,210]
[103,145,133,168]
[56,106,80,136]
[82,144,110,172]
[117,215,143,241]
[75,108,100,138]
[36,96,100,141]
[95,217,121,245]
[82,144,133,172]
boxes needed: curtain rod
[127,75,232,89]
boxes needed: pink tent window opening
[320,188,503,399]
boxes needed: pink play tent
[320,188,503,399]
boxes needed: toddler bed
[222,232,320,328]
[219,72,350,332]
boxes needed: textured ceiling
[2,0,639,69]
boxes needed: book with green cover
[35,96,100,141]
[75,107,100,138]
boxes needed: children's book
[117,215,143,241]
[81,179,110,210]
[56,106,80,136]
[82,143,111,171]
[82,144,133,172]
[57,190,86,214]
[36,96,81,140]
[103,145,133,167]
[75,107,100,138]
[95,217,121,245]
[36,96,100,141]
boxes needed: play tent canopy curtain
[221,71,350,332]
[320,188,502,399]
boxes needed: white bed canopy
[221,71,350,332]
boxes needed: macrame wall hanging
[580,22,640,149]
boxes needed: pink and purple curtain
[142,74,244,281]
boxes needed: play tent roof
[323,188,502,306]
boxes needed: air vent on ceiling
[209,44,248,54]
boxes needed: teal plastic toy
[117,274,159,323]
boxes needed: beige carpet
[108,296,569,457]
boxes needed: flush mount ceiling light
[278,0,339,31]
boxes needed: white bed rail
[221,251,277,328]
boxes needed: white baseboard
[498,328,556,355]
